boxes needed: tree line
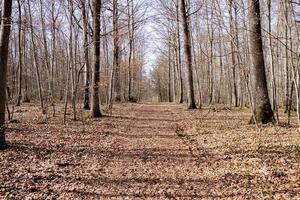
[151,0,300,125]
[0,0,300,148]
[0,0,151,148]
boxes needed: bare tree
[113,0,121,102]
[81,0,90,110]
[180,0,196,109]
[27,0,45,114]
[248,0,274,123]
[16,0,23,106]
[176,0,183,104]
[91,0,102,118]
[0,0,13,148]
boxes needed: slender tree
[228,0,238,107]
[176,0,183,104]
[113,0,121,102]
[16,0,23,106]
[28,0,45,114]
[91,0,102,118]
[81,0,90,110]
[180,0,196,109]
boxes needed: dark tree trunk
[176,0,183,104]
[228,0,238,107]
[113,0,121,102]
[16,0,22,106]
[168,38,172,103]
[91,0,102,118]
[127,0,134,102]
[0,0,13,148]
[180,0,196,109]
[81,0,90,110]
[248,0,274,124]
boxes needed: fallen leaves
[0,103,299,199]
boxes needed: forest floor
[0,102,300,199]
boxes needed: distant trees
[151,0,300,124]
[3,0,300,126]
[2,0,149,121]
[0,0,13,148]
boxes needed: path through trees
[1,103,299,198]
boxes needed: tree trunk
[284,0,290,113]
[91,0,102,118]
[127,0,134,102]
[81,0,90,110]
[228,0,238,107]
[28,0,45,114]
[267,0,279,122]
[113,0,121,102]
[16,0,22,106]
[248,0,274,124]
[176,0,183,104]
[180,0,196,109]
[0,0,13,148]
[50,1,57,117]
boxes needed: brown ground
[0,103,300,199]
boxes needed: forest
[0,0,299,199]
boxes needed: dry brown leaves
[0,103,299,199]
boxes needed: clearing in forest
[1,103,300,199]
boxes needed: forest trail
[1,103,300,199]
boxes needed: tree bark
[113,0,121,102]
[228,0,238,107]
[267,0,279,122]
[180,0,196,109]
[0,0,13,148]
[81,0,90,110]
[16,0,22,106]
[91,0,102,118]
[248,0,274,124]
[176,0,183,104]
[127,0,134,102]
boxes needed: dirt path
[1,103,299,199]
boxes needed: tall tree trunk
[91,0,102,118]
[127,0,134,102]
[39,0,52,101]
[113,0,121,102]
[267,0,279,122]
[180,0,196,109]
[0,0,13,148]
[81,0,90,110]
[16,0,22,106]
[28,0,45,114]
[68,0,78,120]
[248,0,274,124]
[23,7,30,103]
[228,0,238,107]
[50,1,57,117]
[168,37,172,102]
[284,0,290,113]
[176,0,183,104]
